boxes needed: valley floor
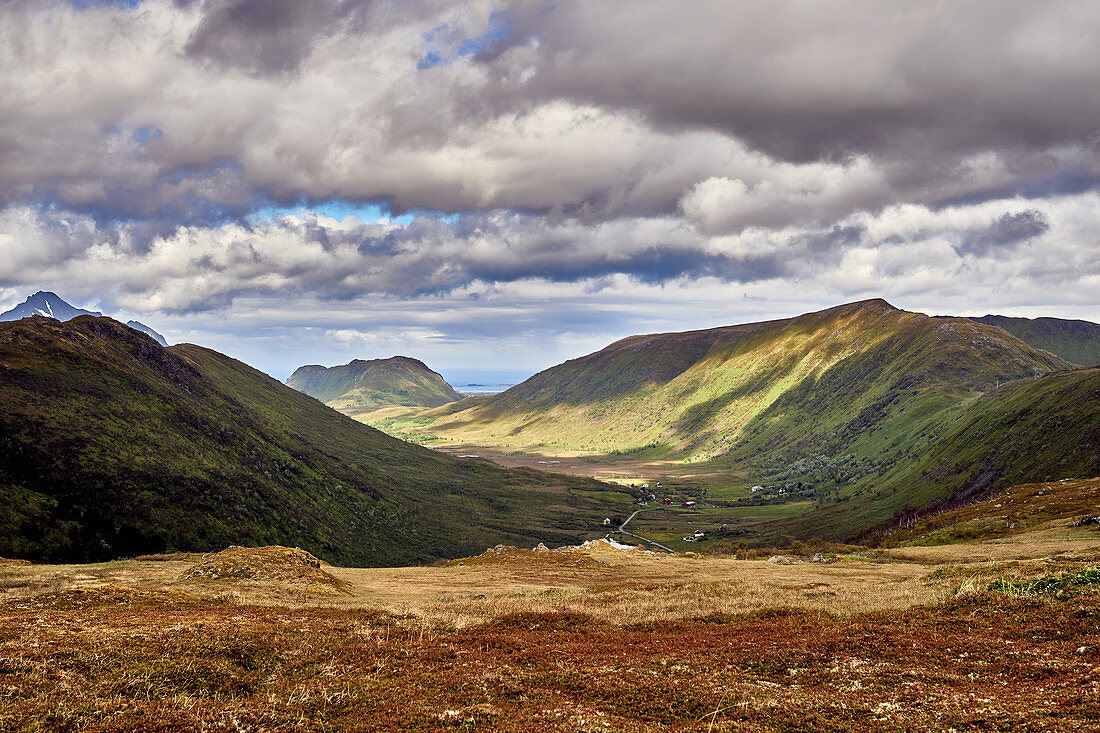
[1,520,1098,731]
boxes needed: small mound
[574,538,652,556]
[0,557,33,566]
[446,544,603,568]
[9,584,195,612]
[180,546,349,594]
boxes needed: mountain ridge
[0,290,168,346]
[404,299,1070,461]
[287,355,463,414]
[0,315,620,565]
[945,314,1100,366]
[378,298,1093,541]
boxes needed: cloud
[957,209,1051,256]
[2,0,1098,228]
[2,192,1096,316]
[184,0,351,75]
[2,0,1099,377]
[481,1,1100,160]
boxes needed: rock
[179,546,347,594]
[1073,516,1100,527]
[768,555,791,565]
[533,543,549,552]
[811,553,827,563]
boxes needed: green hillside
[760,366,1100,542]
[0,317,623,566]
[376,299,1095,543]
[395,300,1071,467]
[287,356,463,414]
[960,314,1100,366]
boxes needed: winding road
[613,508,675,553]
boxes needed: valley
[369,300,1098,549]
[0,301,1097,732]
[6,5,1099,729]
[0,316,628,567]
[1,477,1097,731]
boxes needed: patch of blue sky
[104,125,162,144]
[132,127,162,144]
[418,11,512,70]
[70,0,142,9]
[249,200,460,227]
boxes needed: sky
[1,0,1098,381]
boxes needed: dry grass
[2,527,1100,730]
[178,546,350,596]
[326,553,949,630]
[1,584,1097,731]
[886,477,1100,547]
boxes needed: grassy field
[2,495,1098,731]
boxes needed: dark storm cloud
[481,1,1100,162]
[184,0,383,75]
[185,0,339,75]
[345,212,792,295]
[958,209,1050,256]
[3,0,1097,229]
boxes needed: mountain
[956,314,1100,366]
[287,356,463,414]
[405,299,1072,463]
[0,290,102,321]
[390,298,1094,544]
[0,316,621,565]
[126,320,169,347]
[756,364,1100,543]
[0,290,169,346]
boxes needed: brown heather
[1,499,1099,731]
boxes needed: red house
[680,501,696,508]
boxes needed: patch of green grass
[571,489,636,505]
[988,565,1100,599]
[718,501,813,519]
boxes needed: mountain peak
[0,291,168,346]
[287,355,462,412]
[1,291,102,322]
[829,297,899,313]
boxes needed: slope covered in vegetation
[379,300,1095,542]
[400,300,1070,463]
[762,366,1100,542]
[962,314,1100,366]
[287,356,463,414]
[0,316,621,565]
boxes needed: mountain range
[0,296,1095,562]
[404,299,1070,458]
[0,315,621,565]
[0,291,168,346]
[955,314,1100,366]
[386,299,1097,537]
[287,356,463,415]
